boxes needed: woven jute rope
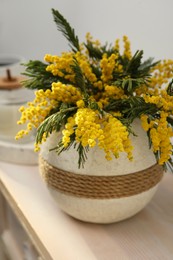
[39,156,163,199]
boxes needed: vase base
[47,185,159,224]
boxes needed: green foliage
[18,8,173,171]
[36,105,77,144]
[70,58,86,94]
[84,41,116,60]
[22,60,71,90]
[167,79,173,96]
[52,8,80,52]
[105,96,159,122]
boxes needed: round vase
[39,120,163,224]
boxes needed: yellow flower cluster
[161,90,173,111]
[62,117,76,147]
[149,60,173,92]
[104,85,126,99]
[51,82,82,103]
[114,39,120,51]
[62,108,133,161]
[63,108,103,148]
[123,35,132,59]
[34,132,48,152]
[141,112,173,165]
[140,114,154,132]
[96,85,126,108]
[45,53,75,82]
[76,99,85,108]
[93,84,127,108]
[16,82,81,141]
[15,89,57,140]
[98,115,133,161]
[93,80,104,90]
[143,90,173,112]
[85,32,101,47]
[45,51,98,86]
[76,53,97,83]
[100,53,118,82]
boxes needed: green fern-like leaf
[52,8,80,52]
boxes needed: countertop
[0,161,173,260]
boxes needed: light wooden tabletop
[0,161,173,260]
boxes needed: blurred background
[0,0,173,61]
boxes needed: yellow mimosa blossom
[93,81,104,90]
[76,53,97,83]
[140,114,154,132]
[100,53,118,82]
[62,109,133,162]
[141,112,173,165]
[123,35,132,59]
[114,38,120,51]
[15,89,58,140]
[76,99,85,108]
[85,32,101,47]
[33,132,49,152]
[143,95,162,108]
[143,90,173,112]
[74,108,103,148]
[104,85,126,99]
[98,115,133,160]
[98,97,109,107]
[160,90,173,111]
[51,82,82,103]
[45,52,75,82]
[149,60,173,91]
[62,117,76,147]
[157,112,173,165]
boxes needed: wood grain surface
[0,162,172,260]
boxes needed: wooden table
[0,161,173,260]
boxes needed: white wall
[0,0,173,62]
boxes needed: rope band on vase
[39,156,163,199]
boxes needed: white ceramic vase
[39,120,163,224]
